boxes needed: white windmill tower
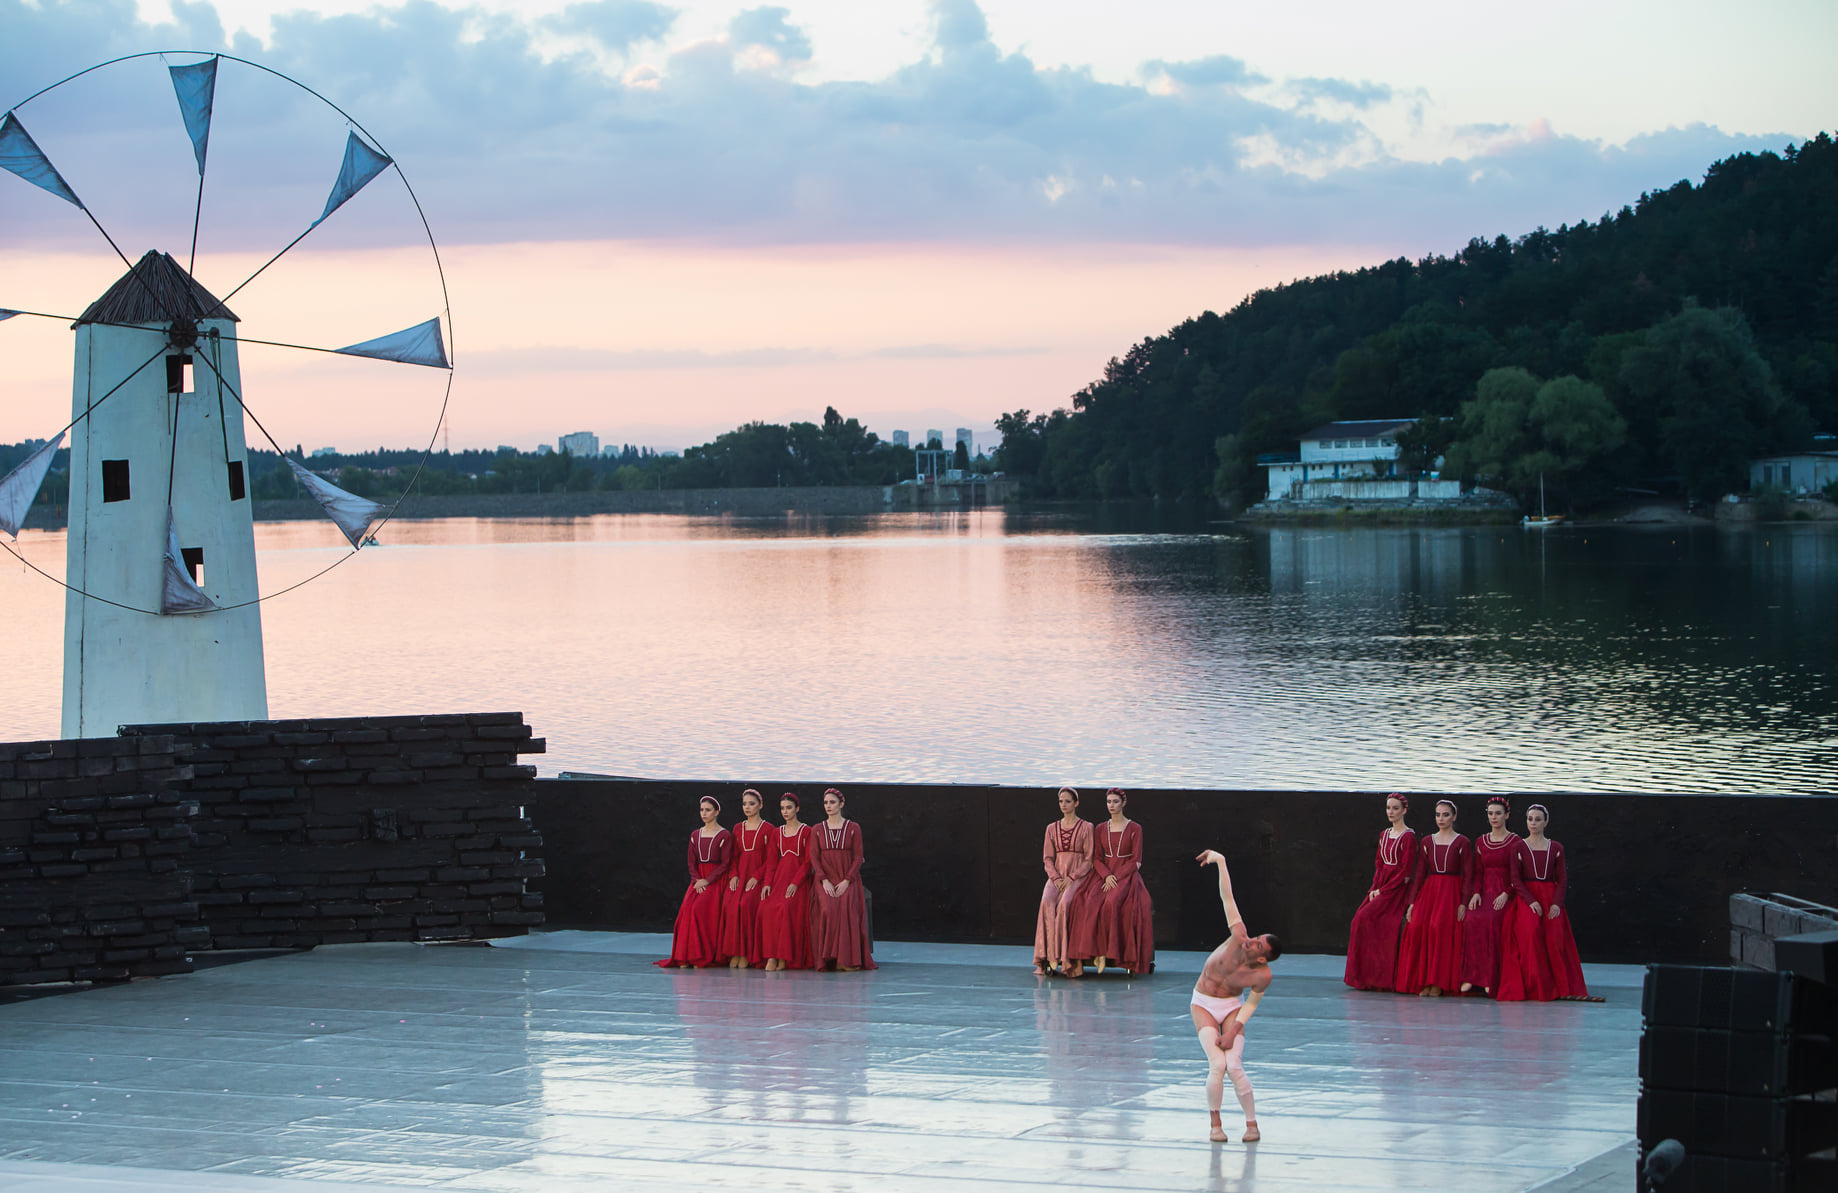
[62,253,265,735]
[0,53,454,737]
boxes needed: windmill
[0,53,453,737]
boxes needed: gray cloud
[546,0,678,55]
[1143,54,1267,89]
[728,6,811,64]
[0,0,1804,259]
[1292,76,1391,108]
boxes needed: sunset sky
[0,0,1830,453]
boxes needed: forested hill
[996,132,1838,508]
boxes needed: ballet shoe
[1033,965,1045,976]
[1242,1123,1260,1143]
[1094,956,1108,974]
[839,965,861,972]
[1459,982,1473,993]
[1209,1124,1228,1143]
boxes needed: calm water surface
[2,509,1833,792]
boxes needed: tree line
[1,406,935,507]
[994,133,1838,511]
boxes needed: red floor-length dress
[1072,820,1154,975]
[718,819,773,966]
[1035,818,1095,971]
[1394,832,1470,994]
[811,819,876,970]
[1344,826,1417,991]
[1497,840,1588,1001]
[759,823,815,970]
[1461,832,1529,994]
[655,828,732,968]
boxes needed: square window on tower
[102,459,131,502]
[180,546,204,587]
[166,354,193,395]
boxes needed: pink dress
[811,818,875,970]
[1034,818,1094,970]
[1071,820,1154,975]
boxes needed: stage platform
[0,932,1642,1192]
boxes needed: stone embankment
[1244,486,1519,524]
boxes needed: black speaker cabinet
[1639,1090,1838,1160]
[1635,1149,1834,1193]
[1775,931,1838,987]
[1640,1027,1838,1097]
[1645,966,1838,1033]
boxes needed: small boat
[1523,474,1564,528]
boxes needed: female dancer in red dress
[1460,796,1528,996]
[1035,786,1095,977]
[760,792,815,971]
[1394,799,1469,996]
[1497,804,1589,1000]
[1077,788,1154,976]
[718,788,772,968]
[1343,793,1416,991]
[811,787,876,971]
[655,797,732,968]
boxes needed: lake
[2,509,1833,793]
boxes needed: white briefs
[1190,988,1243,1021]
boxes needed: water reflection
[1,514,1831,792]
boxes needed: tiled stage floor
[0,932,1642,1191]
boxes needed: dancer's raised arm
[1196,849,1245,939]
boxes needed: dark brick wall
[1,713,547,987]
[120,713,547,949]
[0,736,206,985]
[531,780,1838,965]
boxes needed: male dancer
[1191,848,1281,1143]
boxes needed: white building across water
[1261,418,1466,503]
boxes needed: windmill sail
[0,310,18,321]
[169,57,218,175]
[0,432,63,538]
[311,132,392,228]
[335,317,448,368]
[285,457,385,548]
[161,515,216,615]
[0,111,84,208]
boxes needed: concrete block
[1743,932,1776,970]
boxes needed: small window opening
[101,459,131,502]
[180,546,205,587]
[166,354,193,395]
[227,460,246,501]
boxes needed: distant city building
[557,431,599,458]
[496,445,516,454]
[890,430,909,448]
[955,428,974,455]
[600,443,620,457]
[925,428,944,448]
[309,447,336,458]
[537,444,554,456]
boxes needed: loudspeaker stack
[1639,964,1838,1191]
